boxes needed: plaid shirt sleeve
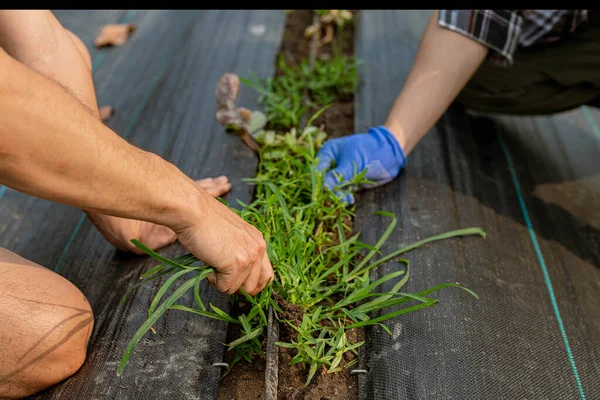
[438,10,523,68]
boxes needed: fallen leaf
[238,108,252,122]
[99,105,114,121]
[95,24,137,47]
[215,73,240,112]
[214,73,263,152]
[215,73,245,130]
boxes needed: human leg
[0,249,93,399]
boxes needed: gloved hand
[316,125,407,204]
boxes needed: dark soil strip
[277,10,355,140]
[217,301,266,400]
[217,10,359,400]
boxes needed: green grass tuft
[118,121,485,382]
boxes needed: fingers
[239,250,274,296]
[195,176,228,187]
[324,166,357,205]
[212,232,267,295]
[258,252,275,290]
[316,141,336,172]
[238,253,263,296]
[323,165,355,191]
[195,176,229,186]
[215,262,251,295]
[339,192,355,205]
[209,233,273,296]
[195,176,232,198]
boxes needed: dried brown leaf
[215,74,247,130]
[238,108,252,122]
[95,24,137,47]
[214,73,262,152]
[215,73,240,112]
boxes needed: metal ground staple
[264,305,279,400]
[211,362,230,380]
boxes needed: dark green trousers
[457,11,600,115]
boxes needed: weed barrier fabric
[354,10,600,400]
[20,10,286,400]
[52,10,128,59]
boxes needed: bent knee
[0,250,94,398]
[64,29,92,71]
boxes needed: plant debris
[304,10,354,47]
[95,23,137,47]
[215,73,267,151]
[241,55,358,131]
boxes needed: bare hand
[174,196,274,296]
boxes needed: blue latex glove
[316,125,407,204]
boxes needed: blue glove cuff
[369,125,407,171]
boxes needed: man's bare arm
[0,10,235,254]
[0,47,273,295]
[0,47,202,228]
[384,10,489,155]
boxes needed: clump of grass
[118,117,485,384]
[241,54,359,131]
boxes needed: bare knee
[0,249,94,399]
[64,29,92,71]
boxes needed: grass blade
[118,276,197,375]
[350,211,396,277]
[130,239,193,270]
[363,228,486,273]
[148,268,198,317]
[346,302,437,329]
[170,305,238,324]
[227,327,264,347]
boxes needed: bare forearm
[0,49,206,230]
[384,10,489,155]
[0,10,97,116]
